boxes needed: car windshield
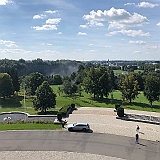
[73,123,77,126]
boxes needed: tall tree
[33,81,56,113]
[25,72,44,95]
[83,67,112,98]
[144,75,160,107]
[120,73,139,103]
[62,80,78,96]
[0,73,13,100]
[8,69,20,92]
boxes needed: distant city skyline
[0,0,160,61]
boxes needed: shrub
[117,107,124,117]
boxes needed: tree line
[0,60,160,112]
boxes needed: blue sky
[0,0,160,61]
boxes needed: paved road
[0,130,159,160]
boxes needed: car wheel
[68,128,73,131]
[82,128,86,132]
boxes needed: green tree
[144,75,160,107]
[25,72,44,95]
[62,80,78,96]
[120,73,139,103]
[83,67,112,98]
[33,81,56,113]
[53,74,63,85]
[0,73,14,100]
[8,69,20,92]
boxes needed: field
[0,85,159,114]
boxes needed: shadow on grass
[37,110,59,115]
[125,101,160,110]
[0,96,23,108]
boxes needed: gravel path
[66,107,160,141]
[0,151,125,160]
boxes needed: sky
[0,0,160,61]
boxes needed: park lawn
[113,70,143,74]
[0,123,62,131]
[0,86,159,114]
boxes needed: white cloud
[88,44,93,46]
[124,3,135,6]
[45,10,58,14]
[156,22,160,26]
[90,50,97,52]
[106,29,150,37]
[138,2,159,8]
[41,43,52,46]
[0,39,18,47]
[32,25,58,30]
[33,14,46,19]
[80,25,88,28]
[129,40,146,44]
[77,32,87,36]
[46,18,61,24]
[134,51,141,53]
[83,7,149,29]
[57,32,62,34]
[32,18,61,31]
[105,45,112,48]
[0,0,12,5]
[119,30,150,37]
[105,31,118,36]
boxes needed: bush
[117,107,124,117]
[115,104,121,110]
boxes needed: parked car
[67,122,90,131]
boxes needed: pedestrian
[136,125,140,132]
[135,133,139,143]
[62,121,65,128]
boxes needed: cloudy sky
[0,0,160,61]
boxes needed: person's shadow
[138,131,145,135]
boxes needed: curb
[116,116,160,125]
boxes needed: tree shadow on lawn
[37,110,59,115]
[125,101,160,110]
[0,96,23,108]
[80,98,122,107]
[92,98,122,105]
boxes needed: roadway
[0,130,159,160]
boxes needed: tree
[0,73,14,100]
[62,80,78,96]
[144,75,160,107]
[53,74,63,85]
[7,69,20,92]
[120,73,139,103]
[83,67,112,99]
[25,72,44,95]
[33,81,56,113]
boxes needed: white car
[67,122,90,131]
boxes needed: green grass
[0,123,62,130]
[0,86,159,114]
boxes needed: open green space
[0,85,160,114]
[0,123,62,130]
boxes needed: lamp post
[24,83,26,121]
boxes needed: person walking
[136,125,140,132]
[135,133,139,143]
